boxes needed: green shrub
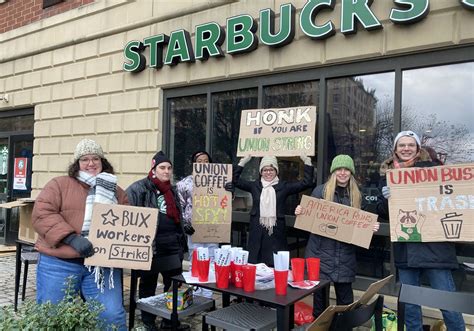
[0,275,107,330]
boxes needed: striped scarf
[77,171,118,292]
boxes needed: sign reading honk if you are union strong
[237,106,316,157]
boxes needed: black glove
[62,233,94,258]
[183,223,195,235]
[224,182,235,193]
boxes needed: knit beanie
[151,151,172,169]
[330,155,355,175]
[259,156,279,175]
[191,150,212,163]
[74,139,104,161]
[393,130,421,151]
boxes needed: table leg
[14,241,22,312]
[276,306,290,331]
[289,304,295,328]
[222,293,230,307]
[171,279,179,331]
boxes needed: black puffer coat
[234,164,314,267]
[305,184,357,283]
[377,150,458,270]
[126,177,187,272]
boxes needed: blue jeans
[37,254,126,331]
[398,268,465,331]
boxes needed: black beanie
[151,151,172,169]
[191,150,212,163]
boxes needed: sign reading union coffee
[123,0,474,73]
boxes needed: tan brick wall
[0,0,472,195]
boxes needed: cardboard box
[0,198,36,244]
[165,286,193,311]
[307,275,393,331]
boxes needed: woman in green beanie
[295,154,379,318]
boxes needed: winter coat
[126,177,187,272]
[305,184,358,283]
[234,164,314,266]
[377,149,458,269]
[32,176,129,259]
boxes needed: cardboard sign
[294,195,377,249]
[387,163,474,242]
[85,203,158,270]
[13,157,28,190]
[192,163,232,243]
[237,106,316,157]
[307,275,393,331]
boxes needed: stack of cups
[242,264,256,292]
[232,250,249,288]
[191,250,199,277]
[197,247,210,282]
[214,248,232,289]
[273,251,290,296]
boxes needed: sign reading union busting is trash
[294,195,377,249]
[192,163,233,243]
[387,163,474,243]
[237,106,316,157]
[84,204,158,270]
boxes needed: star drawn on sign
[101,209,119,226]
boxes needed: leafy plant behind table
[0,275,110,330]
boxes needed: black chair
[397,284,474,331]
[329,294,384,331]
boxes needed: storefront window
[168,95,207,180]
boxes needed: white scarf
[259,176,279,235]
[77,171,118,292]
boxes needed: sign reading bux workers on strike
[237,106,316,157]
[387,163,474,243]
[192,163,232,243]
[85,204,158,270]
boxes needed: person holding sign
[377,131,465,331]
[126,151,189,331]
[234,154,314,267]
[295,155,380,318]
[32,139,129,330]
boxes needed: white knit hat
[259,156,279,175]
[74,139,104,161]
[393,131,421,151]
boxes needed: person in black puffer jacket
[377,131,464,331]
[295,155,379,318]
[126,151,189,331]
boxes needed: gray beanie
[393,131,421,151]
[74,139,104,161]
[259,156,279,175]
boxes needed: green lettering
[143,34,169,68]
[390,0,429,24]
[461,0,474,9]
[195,22,225,60]
[341,0,382,35]
[259,3,295,47]
[226,14,258,55]
[164,29,195,66]
[123,41,146,73]
[300,0,336,40]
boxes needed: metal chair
[202,302,277,331]
[397,284,474,331]
[329,295,384,331]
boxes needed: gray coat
[305,184,357,283]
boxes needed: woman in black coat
[295,154,379,318]
[234,155,314,267]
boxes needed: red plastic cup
[233,264,244,288]
[198,259,210,282]
[274,270,289,295]
[242,264,256,292]
[291,258,305,282]
[306,257,320,281]
[191,250,199,277]
[229,261,235,285]
[215,263,231,289]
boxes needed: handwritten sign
[85,203,158,270]
[387,163,474,242]
[237,106,316,157]
[192,163,232,243]
[294,195,377,249]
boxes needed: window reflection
[169,95,207,181]
[402,62,474,164]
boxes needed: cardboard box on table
[0,198,36,243]
[307,275,393,331]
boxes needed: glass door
[0,137,9,243]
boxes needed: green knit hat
[330,155,355,174]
